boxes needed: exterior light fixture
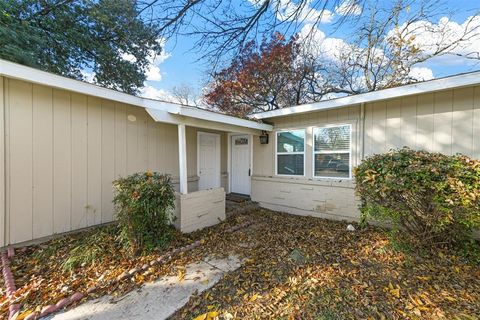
[259,131,269,144]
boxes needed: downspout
[359,103,365,162]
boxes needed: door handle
[248,169,251,176]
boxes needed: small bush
[113,171,176,254]
[354,148,480,247]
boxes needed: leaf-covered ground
[172,210,480,320]
[2,209,480,320]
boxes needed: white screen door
[231,135,251,195]
[198,132,221,190]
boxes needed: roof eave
[251,70,480,119]
[0,59,271,132]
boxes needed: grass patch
[61,225,119,272]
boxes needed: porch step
[226,193,251,203]
[226,198,259,218]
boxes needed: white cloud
[248,0,334,23]
[409,66,434,81]
[81,70,95,83]
[390,15,480,63]
[275,0,334,24]
[145,48,171,82]
[335,0,362,16]
[120,38,171,82]
[299,24,350,61]
[139,84,175,101]
[120,52,137,63]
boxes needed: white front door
[198,132,221,190]
[231,135,251,195]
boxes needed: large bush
[354,148,480,246]
[113,172,176,253]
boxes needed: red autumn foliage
[204,32,316,117]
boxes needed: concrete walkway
[48,255,241,320]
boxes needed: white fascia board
[0,59,145,107]
[147,107,273,132]
[142,99,182,114]
[179,107,273,131]
[251,70,480,119]
[147,108,263,135]
[145,108,182,125]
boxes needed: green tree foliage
[354,148,480,247]
[0,0,161,94]
[113,172,176,254]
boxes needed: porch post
[178,123,188,194]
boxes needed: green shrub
[354,148,480,247]
[113,171,176,254]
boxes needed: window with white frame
[313,124,351,178]
[276,129,305,176]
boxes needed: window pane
[277,130,305,153]
[314,153,350,178]
[314,125,350,151]
[234,137,248,145]
[277,154,304,175]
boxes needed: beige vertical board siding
[416,93,434,150]
[256,87,480,223]
[114,103,127,179]
[164,123,179,176]
[370,101,387,154]
[385,99,401,150]
[137,107,148,172]
[327,109,338,123]
[348,105,360,121]
[433,90,453,154]
[101,100,115,223]
[0,77,4,246]
[401,95,417,148]
[5,78,227,245]
[155,120,167,173]
[87,97,102,226]
[53,89,72,233]
[126,106,140,173]
[70,93,88,230]
[252,134,274,176]
[32,85,54,238]
[452,87,474,155]
[364,103,374,156]
[125,106,136,173]
[147,117,158,170]
[337,106,349,121]
[348,105,360,166]
[474,87,480,159]
[8,80,33,243]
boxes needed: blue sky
[141,0,480,100]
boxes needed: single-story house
[1,58,479,247]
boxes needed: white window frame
[275,129,306,177]
[313,123,352,180]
